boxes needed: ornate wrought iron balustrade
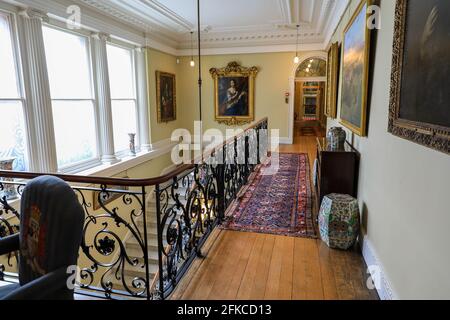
[0,118,268,300]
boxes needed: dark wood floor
[170,135,379,300]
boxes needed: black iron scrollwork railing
[0,118,268,300]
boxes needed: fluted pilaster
[91,32,118,164]
[135,47,152,152]
[17,9,58,173]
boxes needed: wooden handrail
[0,118,268,187]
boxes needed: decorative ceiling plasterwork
[9,0,350,55]
[76,0,349,53]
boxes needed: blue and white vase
[327,127,346,150]
[0,158,18,200]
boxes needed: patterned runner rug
[221,153,317,238]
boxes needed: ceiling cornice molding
[79,0,150,30]
[13,0,148,45]
[78,0,178,35]
[9,0,348,57]
[175,43,325,57]
[138,0,193,31]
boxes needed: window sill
[1,139,177,221]
[75,139,177,178]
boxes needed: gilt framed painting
[340,0,372,136]
[325,42,340,119]
[156,71,176,123]
[389,0,449,154]
[210,62,259,126]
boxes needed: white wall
[328,0,450,299]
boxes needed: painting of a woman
[219,78,249,117]
[210,62,258,126]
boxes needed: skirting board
[361,236,398,300]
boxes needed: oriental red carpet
[221,153,317,238]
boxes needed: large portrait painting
[325,42,340,119]
[340,0,372,136]
[210,62,259,126]
[156,71,176,123]
[389,0,449,154]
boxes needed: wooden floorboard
[235,233,266,300]
[223,232,257,299]
[170,135,379,300]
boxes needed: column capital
[135,46,147,53]
[19,9,49,22]
[91,32,110,42]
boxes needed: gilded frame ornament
[210,61,259,126]
[325,42,340,119]
[156,71,177,123]
[388,0,449,154]
[339,0,372,137]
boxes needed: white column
[91,33,118,164]
[135,47,152,152]
[17,9,58,173]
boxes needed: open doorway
[294,81,326,136]
[293,58,327,137]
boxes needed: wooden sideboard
[315,137,359,211]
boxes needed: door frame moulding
[287,51,327,144]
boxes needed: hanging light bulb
[293,24,300,64]
[190,31,195,67]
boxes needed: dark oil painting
[399,0,450,128]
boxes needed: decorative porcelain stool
[319,193,360,250]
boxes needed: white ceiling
[5,0,349,54]
[75,0,349,54]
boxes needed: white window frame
[0,2,151,175]
[0,8,30,171]
[107,40,141,157]
[42,22,102,173]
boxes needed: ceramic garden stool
[319,193,360,250]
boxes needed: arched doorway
[294,58,327,137]
[287,52,327,144]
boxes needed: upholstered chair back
[19,176,84,287]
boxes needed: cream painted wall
[145,48,184,142]
[146,48,326,142]
[328,0,450,299]
[176,52,306,138]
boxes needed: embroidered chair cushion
[19,176,84,286]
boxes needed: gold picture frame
[388,0,449,154]
[325,42,340,119]
[210,62,259,126]
[156,71,176,123]
[340,0,372,136]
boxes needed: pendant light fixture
[293,24,300,64]
[190,31,195,67]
